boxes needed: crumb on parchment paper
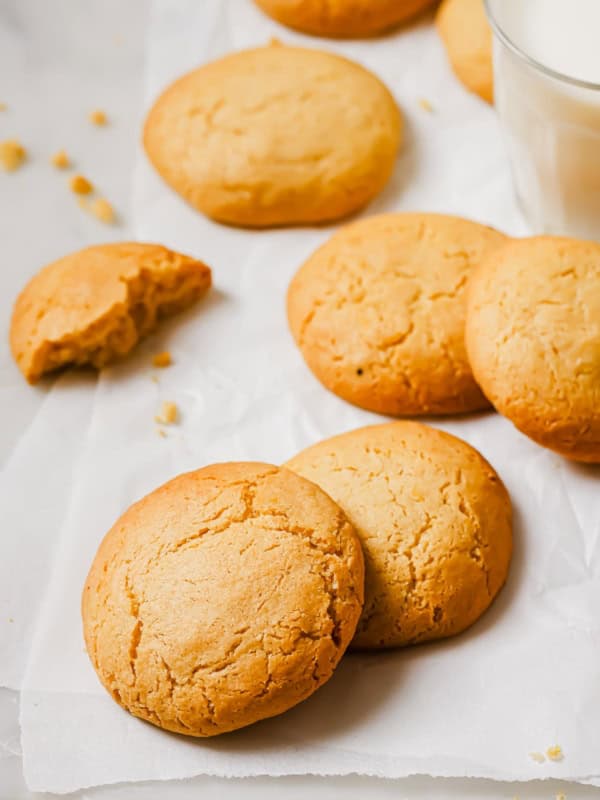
[419,97,434,112]
[1,139,26,171]
[51,149,70,169]
[556,793,567,800]
[91,197,115,223]
[529,751,545,763]
[155,401,178,425]
[70,174,93,194]
[89,109,108,126]
[0,103,7,111]
[78,195,116,224]
[152,351,172,368]
[156,428,167,438]
[546,745,564,762]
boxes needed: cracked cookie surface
[466,236,600,463]
[286,422,512,649]
[287,213,506,415]
[143,44,401,227]
[82,462,364,737]
[254,0,436,37]
[10,242,211,383]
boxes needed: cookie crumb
[0,139,27,171]
[155,401,178,425]
[157,427,167,438]
[269,36,282,46]
[419,97,434,112]
[70,174,93,195]
[51,149,70,169]
[546,745,564,762]
[152,351,172,368]
[151,374,159,384]
[529,751,545,763]
[91,197,115,223]
[0,103,7,111]
[89,109,108,126]
[556,793,566,800]
[8,617,14,623]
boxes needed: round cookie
[286,422,512,649]
[143,44,402,228]
[287,212,506,416]
[254,0,437,38]
[10,243,211,383]
[436,0,494,104]
[466,236,600,463]
[82,462,364,737]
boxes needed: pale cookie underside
[436,0,494,104]
[82,463,364,736]
[143,45,402,227]
[254,0,437,37]
[287,212,506,415]
[466,236,600,463]
[10,242,211,383]
[286,421,512,649]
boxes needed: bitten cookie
[143,44,402,228]
[82,462,364,737]
[287,212,506,416]
[254,0,436,38]
[10,243,211,383]
[287,422,512,649]
[436,0,494,103]
[466,236,600,463]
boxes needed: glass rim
[484,0,600,92]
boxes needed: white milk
[488,0,600,239]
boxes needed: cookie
[254,0,436,38]
[436,0,494,103]
[82,462,364,737]
[143,44,402,228]
[286,422,512,649]
[10,243,211,383]
[287,212,506,416]
[466,236,600,463]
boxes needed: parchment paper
[19,0,600,792]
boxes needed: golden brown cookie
[286,422,512,649]
[143,44,402,228]
[436,0,494,103]
[82,462,364,737]
[287,212,506,416]
[10,243,211,383]
[254,0,437,38]
[466,236,600,463]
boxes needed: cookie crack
[124,572,142,684]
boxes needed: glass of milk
[486,0,600,239]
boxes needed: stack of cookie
[82,423,512,737]
[287,213,600,463]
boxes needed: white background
[0,1,598,798]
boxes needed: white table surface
[0,2,597,797]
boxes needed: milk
[487,0,600,239]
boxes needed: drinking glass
[486,0,600,240]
